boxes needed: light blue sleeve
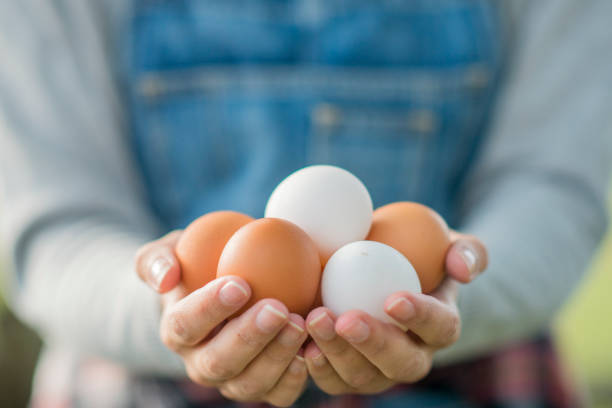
[437,0,612,364]
[0,1,184,374]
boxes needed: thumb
[445,231,488,284]
[134,230,183,293]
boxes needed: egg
[265,165,373,264]
[321,241,421,323]
[217,218,322,316]
[367,202,451,293]
[176,211,254,294]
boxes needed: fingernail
[289,356,306,374]
[458,243,477,277]
[219,281,249,306]
[386,298,415,322]
[278,321,305,347]
[149,257,171,289]
[311,351,327,367]
[256,304,288,333]
[339,319,370,344]
[308,312,335,341]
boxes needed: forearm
[436,0,612,364]
[12,216,184,375]
[0,0,184,376]
[436,172,608,364]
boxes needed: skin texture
[135,230,487,406]
[136,232,309,407]
[302,231,487,396]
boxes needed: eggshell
[176,211,254,294]
[367,202,451,293]
[217,218,322,317]
[321,241,421,323]
[265,165,373,264]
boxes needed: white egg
[265,165,373,261]
[321,241,421,323]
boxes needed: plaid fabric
[30,334,583,408]
[412,335,583,408]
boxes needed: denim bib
[124,0,502,232]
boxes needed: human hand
[135,232,309,407]
[303,232,487,395]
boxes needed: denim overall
[124,0,502,405]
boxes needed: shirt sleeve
[0,1,184,375]
[436,0,612,364]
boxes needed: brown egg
[367,202,451,293]
[217,218,322,317]
[311,284,323,310]
[176,211,254,294]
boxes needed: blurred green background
[0,194,610,407]
[0,282,41,407]
[555,192,612,408]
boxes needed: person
[0,0,611,407]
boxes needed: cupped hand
[304,231,488,395]
[135,232,309,407]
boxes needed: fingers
[384,290,461,348]
[430,278,460,305]
[446,232,488,283]
[304,342,353,395]
[304,342,394,395]
[221,314,308,401]
[335,311,433,383]
[160,276,251,351]
[263,356,308,407]
[135,230,182,292]
[187,299,289,384]
[305,308,391,391]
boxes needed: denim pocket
[126,0,500,228]
[132,70,280,226]
[304,65,492,211]
[131,64,491,227]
